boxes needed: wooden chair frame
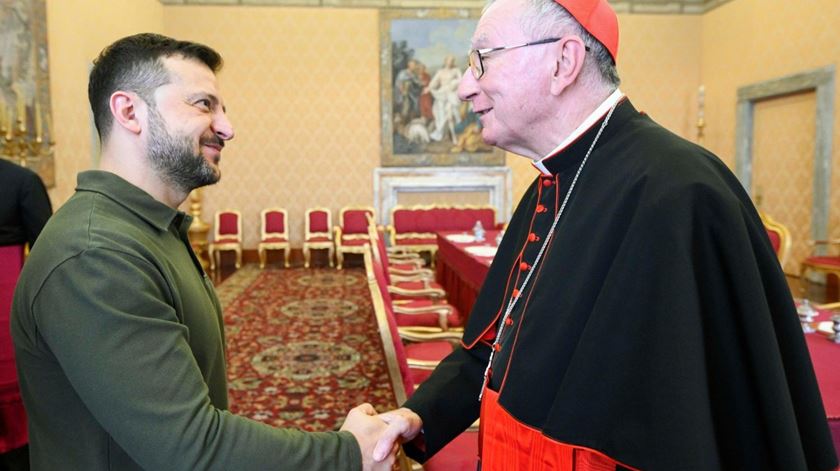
[258,208,290,269]
[208,209,242,270]
[334,206,374,269]
[759,211,792,269]
[303,207,334,268]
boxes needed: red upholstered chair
[800,230,840,283]
[387,204,500,265]
[366,215,450,302]
[303,208,334,268]
[258,208,290,269]
[364,247,478,471]
[760,211,791,268]
[334,206,374,269]
[208,210,242,270]
[365,227,462,331]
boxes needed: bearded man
[11,33,394,471]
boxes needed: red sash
[479,388,636,470]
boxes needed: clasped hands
[340,404,423,471]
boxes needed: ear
[109,91,143,135]
[549,36,587,96]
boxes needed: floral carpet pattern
[215,266,398,431]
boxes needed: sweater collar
[75,170,189,233]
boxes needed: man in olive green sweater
[11,33,394,470]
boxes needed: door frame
[735,65,835,245]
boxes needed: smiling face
[457,0,556,158]
[145,56,234,193]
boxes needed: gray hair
[487,0,620,89]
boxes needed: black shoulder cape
[404,99,838,470]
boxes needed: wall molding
[373,166,512,226]
[735,65,836,244]
[158,0,733,14]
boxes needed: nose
[457,67,478,102]
[213,111,235,141]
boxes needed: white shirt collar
[532,88,625,176]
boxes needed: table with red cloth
[435,230,499,321]
[805,309,840,460]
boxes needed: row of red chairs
[207,206,379,270]
[362,218,478,470]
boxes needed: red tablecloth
[806,329,840,459]
[435,231,498,320]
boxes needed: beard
[146,106,221,194]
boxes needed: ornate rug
[215,265,398,431]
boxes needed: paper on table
[465,245,497,258]
[446,234,476,243]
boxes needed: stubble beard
[146,106,220,195]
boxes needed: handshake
[340,404,423,470]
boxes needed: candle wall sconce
[1,91,55,171]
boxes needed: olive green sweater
[12,171,361,470]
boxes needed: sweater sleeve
[31,248,361,470]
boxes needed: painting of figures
[380,9,504,167]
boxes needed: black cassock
[403,98,838,470]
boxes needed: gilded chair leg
[258,247,266,269]
[303,246,311,268]
[235,248,242,269]
[336,250,344,270]
[328,247,334,268]
[284,248,290,268]
[209,247,216,271]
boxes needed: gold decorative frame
[379,9,504,167]
[0,0,55,186]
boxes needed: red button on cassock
[535,204,546,213]
[520,262,530,271]
[528,233,538,242]
[512,288,520,298]
[493,343,502,352]
[504,317,514,326]
[542,178,554,187]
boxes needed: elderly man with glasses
[371,0,839,469]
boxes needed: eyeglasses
[468,37,589,80]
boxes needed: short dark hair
[88,33,223,140]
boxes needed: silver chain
[478,101,619,401]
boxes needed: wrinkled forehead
[472,0,527,47]
[162,56,218,88]
[159,56,224,102]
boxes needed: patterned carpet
[215,265,398,431]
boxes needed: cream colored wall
[163,6,379,247]
[701,0,840,270]
[48,1,836,251]
[46,0,163,204]
[163,7,701,247]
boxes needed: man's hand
[340,403,396,470]
[372,407,423,462]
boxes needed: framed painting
[380,9,504,167]
[0,0,55,187]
